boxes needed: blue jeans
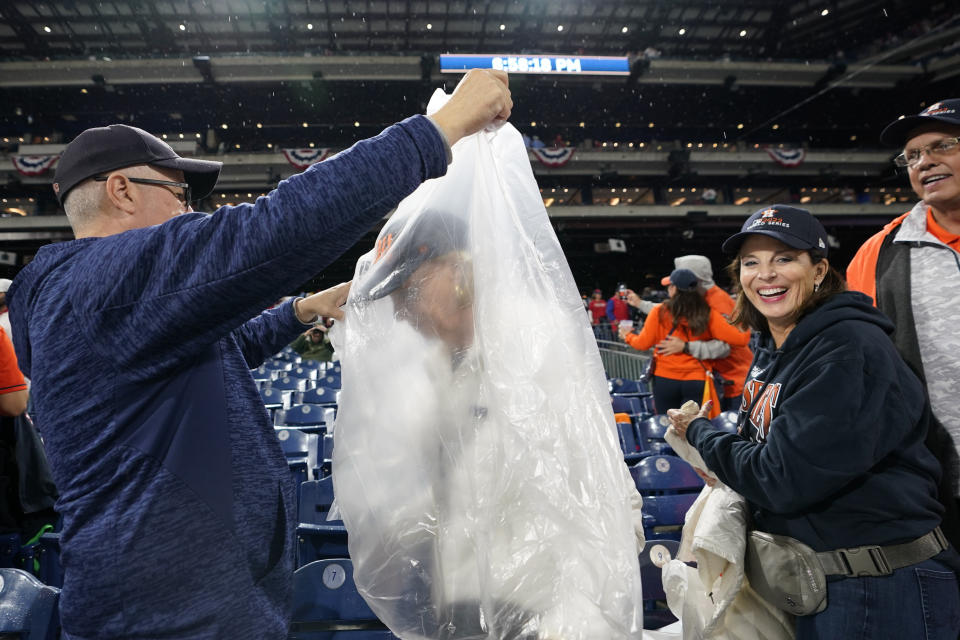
[796,558,960,639]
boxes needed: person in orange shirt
[620,268,749,415]
[847,98,960,554]
[670,255,753,412]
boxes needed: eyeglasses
[893,137,960,168]
[94,176,192,208]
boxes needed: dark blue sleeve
[606,299,616,322]
[232,299,307,369]
[687,356,921,513]
[73,116,446,379]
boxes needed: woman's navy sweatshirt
[687,291,943,552]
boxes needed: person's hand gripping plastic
[429,69,512,144]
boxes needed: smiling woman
[668,204,960,640]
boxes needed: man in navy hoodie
[7,70,511,639]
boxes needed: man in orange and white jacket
[847,98,960,552]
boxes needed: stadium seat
[275,404,334,429]
[251,365,279,383]
[318,374,342,390]
[274,351,301,363]
[289,366,320,381]
[297,477,349,565]
[260,387,291,413]
[319,434,335,478]
[638,539,680,629]
[297,386,340,406]
[631,454,704,540]
[265,359,295,372]
[630,454,704,493]
[611,395,644,416]
[289,559,395,639]
[613,413,644,463]
[636,414,676,456]
[609,377,651,396]
[266,376,312,393]
[0,568,60,639]
[0,532,20,567]
[276,428,320,490]
[711,410,740,434]
[36,533,62,589]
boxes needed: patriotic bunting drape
[12,155,60,176]
[530,146,575,167]
[282,148,332,169]
[765,147,806,167]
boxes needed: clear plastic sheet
[330,90,644,639]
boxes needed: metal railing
[596,339,651,381]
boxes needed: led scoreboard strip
[439,54,630,76]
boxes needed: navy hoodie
[7,116,447,639]
[687,291,942,552]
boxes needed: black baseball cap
[880,99,960,147]
[52,124,222,205]
[659,268,699,291]
[722,205,829,256]
[360,208,469,300]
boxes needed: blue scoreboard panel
[439,54,630,76]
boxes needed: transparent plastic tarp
[330,90,644,639]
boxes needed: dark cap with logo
[722,205,829,256]
[880,99,960,146]
[52,124,222,205]
[660,268,700,291]
[360,208,469,300]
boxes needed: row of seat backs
[290,542,681,636]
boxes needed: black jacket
[687,291,942,551]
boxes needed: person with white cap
[847,98,960,554]
[6,69,511,639]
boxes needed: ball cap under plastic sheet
[360,207,469,300]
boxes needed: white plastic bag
[330,89,644,639]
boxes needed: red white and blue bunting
[282,148,333,170]
[530,146,575,167]
[765,147,806,167]
[12,154,60,176]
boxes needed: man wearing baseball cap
[6,69,511,638]
[847,99,960,554]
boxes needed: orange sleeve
[706,310,751,346]
[846,214,908,306]
[845,232,885,305]
[0,327,26,395]
[624,304,663,352]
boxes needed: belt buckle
[837,545,892,577]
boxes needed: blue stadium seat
[297,477,349,566]
[289,559,395,639]
[289,366,320,381]
[274,351,302,363]
[611,395,644,416]
[260,387,291,412]
[275,404,334,429]
[318,374,342,390]
[36,533,62,589]
[266,376,313,393]
[276,428,320,490]
[0,532,20,568]
[711,410,740,434]
[636,414,676,456]
[609,377,651,396]
[639,539,680,629]
[297,386,340,406]
[319,434,335,478]
[0,568,60,639]
[251,365,279,383]
[631,455,704,541]
[630,454,704,493]
[265,359,295,372]
[614,419,644,464]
